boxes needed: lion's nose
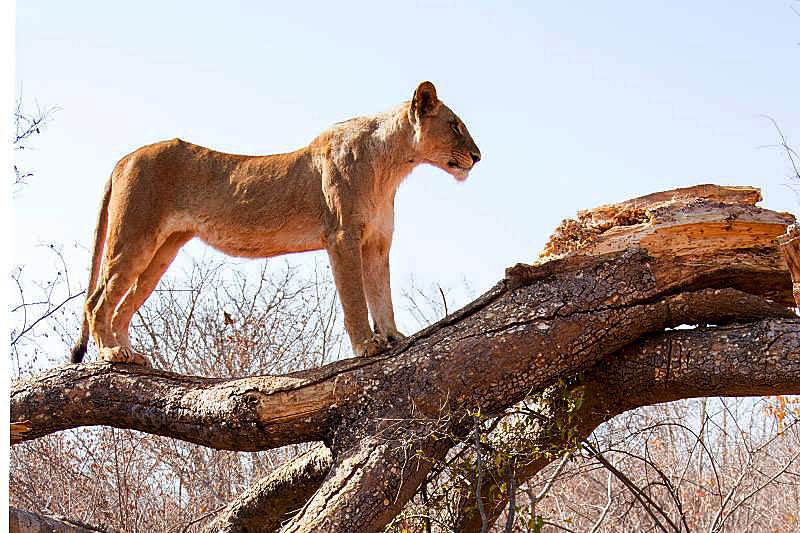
[470,152,481,165]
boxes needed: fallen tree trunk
[10,185,798,532]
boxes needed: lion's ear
[411,81,440,119]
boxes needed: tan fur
[71,81,480,365]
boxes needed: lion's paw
[99,346,152,367]
[385,330,406,344]
[355,334,390,358]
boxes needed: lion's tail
[70,178,112,363]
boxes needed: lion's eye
[451,121,463,135]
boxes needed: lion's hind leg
[98,345,151,366]
[110,232,192,365]
[88,232,161,366]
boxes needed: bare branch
[12,96,58,188]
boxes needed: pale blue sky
[14,1,800,332]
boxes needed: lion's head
[409,81,481,181]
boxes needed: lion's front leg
[362,234,405,344]
[326,230,388,357]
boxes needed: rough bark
[10,356,371,450]
[10,184,798,532]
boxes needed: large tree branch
[12,286,789,450]
[10,185,798,532]
[10,356,373,450]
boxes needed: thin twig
[504,459,515,533]
[438,284,449,317]
[589,472,613,533]
[474,417,488,533]
[10,290,85,347]
[534,452,572,503]
[586,443,675,532]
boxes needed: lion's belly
[194,218,325,259]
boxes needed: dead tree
[11,185,800,532]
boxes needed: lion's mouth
[432,159,470,180]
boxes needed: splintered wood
[539,184,796,305]
[540,184,790,258]
[778,224,800,307]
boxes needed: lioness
[70,81,480,366]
